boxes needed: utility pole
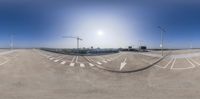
[190,41,193,49]
[158,26,166,56]
[10,34,14,50]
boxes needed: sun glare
[97,30,104,36]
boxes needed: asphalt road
[0,49,200,99]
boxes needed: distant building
[128,46,132,51]
[139,46,147,52]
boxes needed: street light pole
[161,30,163,56]
[10,34,13,50]
[158,26,166,56]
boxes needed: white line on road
[71,56,76,63]
[161,57,174,68]
[107,59,111,61]
[69,63,75,67]
[0,57,9,66]
[89,63,94,67]
[80,63,85,67]
[120,58,127,71]
[97,62,102,65]
[49,57,54,60]
[171,58,195,70]
[186,58,196,68]
[170,58,176,69]
[102,60,107,63]
[75,56,79,63]
[60,61,66,65]
[54,60,59,62]
[188,58,200,66]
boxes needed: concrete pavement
[0,49,199,99]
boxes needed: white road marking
[107,59,111,61]
[49,57,54,60]
[189,58,200,66]
[186,58,196,68]
[120,58,127,71]
[60,61,66,65]
[85,57,93,62]
[102,60,107,63]
[156,57,174,69]
[171,58,195,70]
[69,63,75,67]
[170,58,176,69]
[97,62,102,65]
[71,56,76,63]
[54,60,59,62]
[89,63,94,67]
[80,63,85,67]
[110,53,122,61]
[75,56,79,63]
[0,57,9,66]
[163,58,174,68]
[57,55,65,59]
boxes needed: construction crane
[62,36,83,50]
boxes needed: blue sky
[0,0,200,48]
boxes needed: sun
[97,30,104,36]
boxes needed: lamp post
[10,34,14,50]
[158,26,166,56]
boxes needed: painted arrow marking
[120,58,127,71]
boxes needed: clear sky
[0,0,200,49]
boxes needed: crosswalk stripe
[49,57,54,60]
[97,62,102,65]
[89,63,94,67]
[107,59,111,61]
[54,60,59,62]
[102,60,107,63]
[60,61,66,65]
[69,63,75,67]
[80,63,85,67]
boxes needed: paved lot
[0,49,200,99]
